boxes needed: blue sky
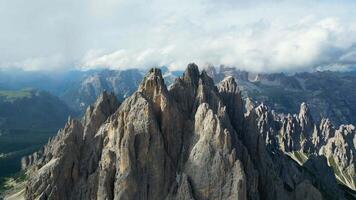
[1,0,356,72]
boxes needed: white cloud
[3,54,67,71]
[1,0,356,72]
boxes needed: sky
[1,0,356,72]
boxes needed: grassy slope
[0,171,27,197]
[0,89,32,102]
[286,151,356,198]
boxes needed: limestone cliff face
[24,92,119,200]
[24,64,352,200]
[320,124,356,190]
[268,103,356,191]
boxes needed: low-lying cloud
[1,0,356,72]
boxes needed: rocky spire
[138,68,170,119]
[218,76,244,136]
[200,70,215,87]
[139,68,166,93]
[170,63,200,115]
[298,102,314,132]
[183,63,200,87]
[24,92,119,200]
[244,98,256,116]
[139,68,184,168]
[22,64,350,200]
[82,91,119,138]
[218,76,239,93]
[297,102,317,151]
[319,118,334,140]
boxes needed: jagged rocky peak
[199,70,215,87]
[218,76,239,93]
[82,91,119,123]
[21,92,119,170]
[23,91,120,200]
[81,91,119,139]
[21,64,353,200]
[255,102,269,116]
[183,62,200,86]
[95,91,120,112]
[218,76,244,134]
[138,67,171,116]
[170,63,223,115]
[244,97,256,115]
[298,102,314,127]
[319,118,335,144]
[140,68,165,86]
[139,67,167,95]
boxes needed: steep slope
[279,108,356,190]
[252,102,356,191]
[21,64,351,200]
[0,89,75,182]
[23,91,119,199]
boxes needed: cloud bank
[1,0,356,72]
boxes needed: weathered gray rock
[206,65,356,127]
[244,100,356,199]
[23,64,352,200]
[218,76,244,135]
[24,92,119,200]
[320,124,356,190]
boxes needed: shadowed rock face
[269,103,356,192]
[23,64,353,200]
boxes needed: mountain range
[5,65,355,126]
[206,65,356,126]
[5,64,355,199]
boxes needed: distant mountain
[0,89,75,183]
[0,67,183,113]
[206,65,356,126]
[0,69,84,96]
[1,66,355,125]
[60,69,143,112]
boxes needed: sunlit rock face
[23,64,353,200]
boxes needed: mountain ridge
[6,64,356,199]
[206,65,356,126]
